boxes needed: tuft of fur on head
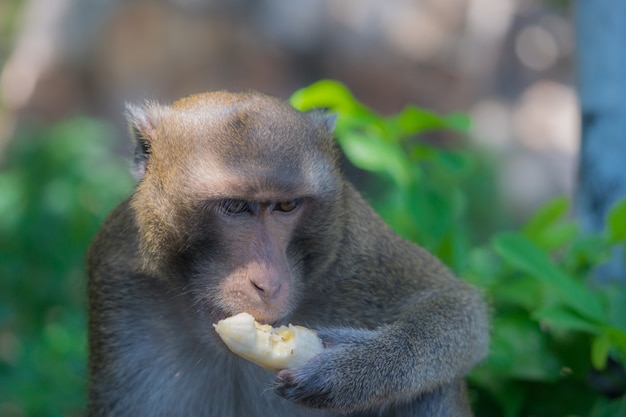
[125,101,162,181]
[306,109,337,133]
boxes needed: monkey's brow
[201,195,309,206]
[198,193,304,208]
[197,185,312,202]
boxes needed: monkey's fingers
[214,312,324,371]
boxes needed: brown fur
[87,91,489,416]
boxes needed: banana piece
[214,312,324,371]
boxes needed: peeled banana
[214,312,324,371]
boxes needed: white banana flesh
[214,312,324,371]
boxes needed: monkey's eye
[274,200,300,213]
[219,199,252,216]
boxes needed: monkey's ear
[125,102,159,181]
[306,109,337,133]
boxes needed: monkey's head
[126,92,342,324]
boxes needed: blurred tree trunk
[575,0,626,282]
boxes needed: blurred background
[4,0,622,416]
[1,0,578,214]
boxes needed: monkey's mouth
[210,306,278,327]
[209,310,282,355]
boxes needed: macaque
[87,91,489,416]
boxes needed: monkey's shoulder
[87,198,139,274]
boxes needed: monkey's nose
[251,279,282,301]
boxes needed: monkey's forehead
[152,96,336,166]
[170,91,284,111]
[140,91,341,197]
[168,91,303,131]
[159,99,324,146]
[145,126,340,200]
[170,142,341,201]
[152,111,332,169]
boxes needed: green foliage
[292,80,626,417]
[475,202,626,417]
[2,81,625,416]
[292,80,499,272]
[0,118,134,416]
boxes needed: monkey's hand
[274,328,394,412]
[274,326,472,413]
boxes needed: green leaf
[606,285,626,329]
[606,327,626,356]
[434,151,474,178]
[565,234,611,270]
[591,334,611,370]
[464,248,500,287]
[409,144,437,162]
[406,185,456,247]
[523,196,570,237]
[466,374,525,417]
[338,130,412,187]
[386,106,470,138]
[492,233,606,323]
[0,172,25,232]
[393,107,446,135]
[590,396,626,417]
[493,274,543,311]
[607,198,626,243]
[532,306,601,334]
[534,222,579,252]
[444,113,472,132]
[289,79,370,116]
[486,314,562,381]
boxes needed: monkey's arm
[266,182,489,414]
[274,186,489,417]
[275,280,488,414]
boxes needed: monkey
[86,91,489,417]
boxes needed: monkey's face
[128,92,343,325]
[194,198,308,324]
